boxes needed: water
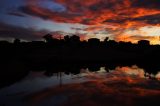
[0,65,160,106]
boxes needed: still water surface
[0,65,160,106]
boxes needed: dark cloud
[105,13,160,26]
[133,14,160,25]
[15,0,160,28]
[8,11,26,17]
[18,5,83,23]
[0,22,86,41]
[14,0,127,25]
[132,0,160,9]
[71,27,84,31]
[129,35,156,41]
[0,22,48,40]
[19,6,51,20]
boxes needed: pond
[0,65,160,106]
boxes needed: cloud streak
[0,22,48,41]
[5,0,160,43]
[18,0,160,26]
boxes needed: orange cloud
[21,0,160,26]
[24,65,160,106]
[114,34,160,44]
[17,0,160,43]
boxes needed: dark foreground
[0,37,160,105]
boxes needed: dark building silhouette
[13,38,21,44]
[88,38,100,46]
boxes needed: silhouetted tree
[70,35,80,42]
[64,35,80,43]
[104,37,109,42]
[138,40,150,46]
[43,34,54,43]
[103,37,109,46]
[43,34,61,46]
[63,35,80,46]
[64,35,70,42]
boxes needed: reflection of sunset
[156,72,160,80]
[24,65,160,106]
[115,65,145,78]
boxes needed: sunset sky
[1,0,160,44]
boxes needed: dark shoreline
[0,57,160,89]
[1,37,160,88]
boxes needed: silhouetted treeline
[0,61,160,89]
[0,34,159,63]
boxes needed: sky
[1,0,160,44]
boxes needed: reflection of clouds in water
[81,65,160,81]
[23,65,160,106]
[0,65,160,106]
[81,65,145,82]
[115,65,145,78]
[156,72,160,80]
[24,79,160,106]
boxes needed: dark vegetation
[0,34,160,88]
[0,34,157,63]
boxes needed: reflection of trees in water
[1,61,160,88]
[45,63,160,81]
[30,63,160,79]
[137,63,160,79]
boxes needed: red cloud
[20,0,160,28]
[24,65,160,106]
[18,0,160,43]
